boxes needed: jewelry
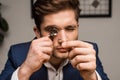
[49,28,58,41]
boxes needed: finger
[76,62,96,71]
[37,35,51,41]
[34,36,52,45]
[39,46,53,55]
[62,40,93,49]
[69,48,95,59]
[70,54,95,68]
[32,38,53,47]
[38,53,51,63]
[38,41,53,47]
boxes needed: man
[0,0,109,80]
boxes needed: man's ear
[33,26,41,38]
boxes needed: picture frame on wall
[79,0,112,18]
[31,0,112,18]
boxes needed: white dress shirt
[11,60,102,80]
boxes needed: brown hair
[33,0,81,30]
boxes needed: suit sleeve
[0,46,17,80]
[93,43,109,80]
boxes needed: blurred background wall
[0,0,120,79]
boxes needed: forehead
[41,10,77,28]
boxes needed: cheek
[67,31,78,40]
[40,30,49,37]
[40,27,49,37]
[74,32,78,39]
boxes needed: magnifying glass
[49,27,58,41]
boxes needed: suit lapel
[30,65,48,80]
[63,63,83,80]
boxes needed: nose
[58,30,68,43]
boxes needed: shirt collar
[44,59,69,71]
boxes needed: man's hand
[62,40,97,80]
[18,36,53,80]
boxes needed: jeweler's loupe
[49,28,58,41]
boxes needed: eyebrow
[44,25,58,31]
[45,25,58,28]
[65,25,77,27]
[44,24,78,30]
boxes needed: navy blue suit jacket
[0,41,109,80]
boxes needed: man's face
[38,10,78,59]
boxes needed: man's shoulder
[11,41,31,48]
[8,41,32,66]
[9,41,31,57]
[10,37,36,49]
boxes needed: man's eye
[44,27,51,32]
[65,26,76,31]
[44,27,58,33]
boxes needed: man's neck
[49,57,66,70]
